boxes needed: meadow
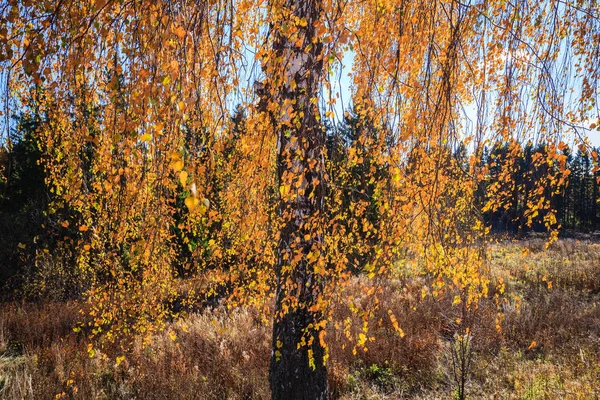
[1,238,598,399]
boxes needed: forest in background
[2,108,599,295]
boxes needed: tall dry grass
[0,239,598,399]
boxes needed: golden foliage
[0,0,598,361]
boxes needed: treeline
[0,114,48,292]
[475,142,600,234]
[1,109,599,294]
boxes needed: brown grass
[1,239,599,399]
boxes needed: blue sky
[2,42,598,149]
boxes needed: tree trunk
[265,0,327,399]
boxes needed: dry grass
[0,304,272,400]
[1,239,599,399]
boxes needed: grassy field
[1,238,599,399]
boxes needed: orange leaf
[174,26,186,39]
[318,330,326,348]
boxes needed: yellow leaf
[140,133,152,142]
[308,349,315,370]
[279,185,289,197]
[396,327,405,338]
[171,159,184,172]
[358,333,367,345]
[185,197,199,211]
[389,311,405,337]
[116,355,125,366]
[17,242,26,249]
[87,344,95,358]
[179,170,188,187]
[169,331,177,341]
